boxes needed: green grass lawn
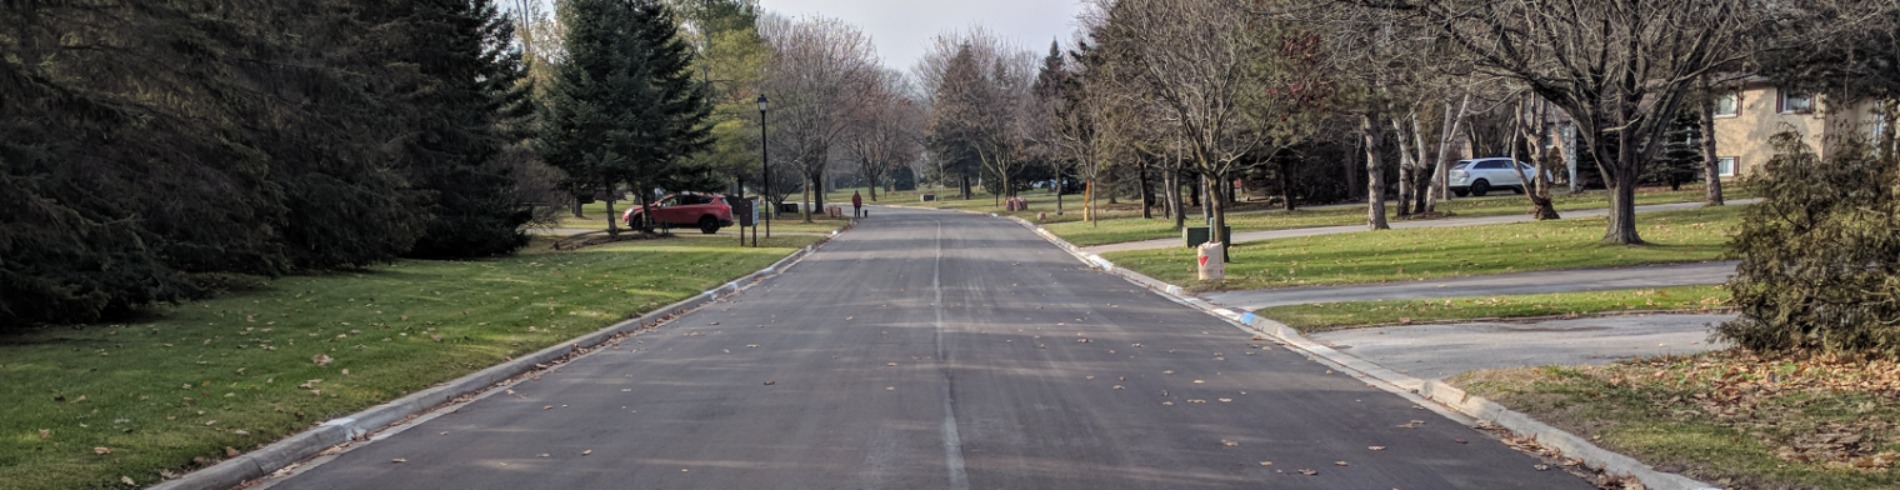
[1451,352,1900,489]
[1256,285,1732,333]
[1042,184,1751,247]
[0,233,827,490]
[1104,205,1741,292]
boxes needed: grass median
[1105,205,1740,292]
[1451,352,1900,489]
[0,232,829,490]
[1256,285,1731,333]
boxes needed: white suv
[1448,158,1537,197]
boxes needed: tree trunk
[1279,161,1295,211]
[1139,165,1153,219]
[1085,179,1095,226]
[1055,174,1065,215]
[816,170,830,217]
[1162,171,1178,229]
[1363,112,1390,230]
[1699,76,1725,206]
[1211,171,1230,263]
[603,181,619,238]
[1392,115,1416,217]
[572,198,585,219]
[868,179,878,202]
[1603,136,1643,244]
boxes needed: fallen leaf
[582,450,593,456]
[391,458,406,464]
[224,447,239,457]
[1335,460,1349,466]
[312,354,333,366]
[1368,446,1387,451]
[122,476,136,485]
[1221,439,1239,447]
[763,380,776,386]
[94,447,112,455]
[1298,468,1318,476]
[1258,461,1274,467]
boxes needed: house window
[1718,157,1737,177]
[1778,90,1813,114]
[1713,93,1738,117]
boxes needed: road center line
[932,220,970,490]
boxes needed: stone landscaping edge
[149,228,849,490]
[1001,214,1720,490]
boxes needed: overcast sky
[758,0,1087,73]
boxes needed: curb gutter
[1002,215,1719,490]
[152,231,844,490]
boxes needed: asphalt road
[263,206,1592,490]
[1203,261,1738,311]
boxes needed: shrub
[1718,132,1900,357]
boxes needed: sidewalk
[1308,314,1733,380]
[1202,261,1738,311]
[1081,199,1759,254]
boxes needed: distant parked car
[1449,158,1538,197]
[623,192,734,234]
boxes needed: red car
[623,193,734,234]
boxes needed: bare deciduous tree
[843,68,924,202]
[759,14,879,222]
[1366,0,1761,244]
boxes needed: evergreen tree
[621,1,716,226]
[539,0,711,236]
[396,0,536,258]
[1645,108,1702,191]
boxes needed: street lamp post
[757,94,770,245]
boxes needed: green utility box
[1184,226,1233,248]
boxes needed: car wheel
[1454,189,1470,197]
[1512,185,1526,195]
[1471,180,1491,197]
[698,216,720,234]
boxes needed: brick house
[1710,77,1890,178]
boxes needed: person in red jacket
[850,190,864,218]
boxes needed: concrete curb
[999,215,1719,490]
[152,232,842,490]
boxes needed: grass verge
[0,233,829,490]
[1449,352,1900,489]
[1041,184,1750,247]
[1255,285,1731,333]
[1105,205,1741,292]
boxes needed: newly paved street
[264,206,1591,489]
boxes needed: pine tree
[397,0,536,258]
[539,0,711,237]
[621,1,715,228]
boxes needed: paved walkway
[1203,261,1738,311]
[1082,199,1760,254]
[1308,314,1734,380]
